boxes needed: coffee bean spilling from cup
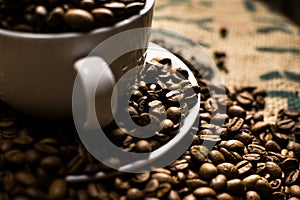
[105,57,199,153]
[1,58,300,200]
[0,0,145,32]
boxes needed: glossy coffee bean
[4,149,25,165]
[190,145,209,163]
[217,193,233,200]
[242,174,261,190]
[127,188,143,200]
[217,163,239,179]
[290,185,300,198]
[193,187,216,198]
[265,162,282,178]
[48,179,67,199]
[255,178,272,199]
[209,150,225,165]
[210,174,227,192]
[227,117,244,132]
[236,160,252,177]
[186,179,208,189]
[226,179,245,195]
[265,140,281,153]
[227,105,246,119]
[199,163,218,180]
[64,9,94,31]
[245,191,260,200]
[15,171,37,186]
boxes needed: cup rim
[0,0,154,39]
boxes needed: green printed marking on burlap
[284,71,300,83]
[257,26,292,34]
[244,0,256,12]
[260,71,283,80]
[267,91,300,111]
[253,17,287,26]
[260,71,300,83]
[256,47,300,54]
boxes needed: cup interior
[0,0,155,39]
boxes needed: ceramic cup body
[0,0,154,118]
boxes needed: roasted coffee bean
[245,191,260,200]
[227,105,246,119]
[224,140,245,154]
[247,144,266,155]
[48,179,67,199]
[234,129,253,145]
[242,174,261,190]
[87,183,107,199]
[66,155,84,174]
[135,140,151,153]
[210,174,227,192]
[34,138,60,154]
[190,145,209,163]
[25,187,47,200]
[219,147,241,164]
[199,163,218,180]
[169,159,189,171]
[236,91,253,106]
[15,171,37,186]
[183,194,197,200]
[270,179,282,190]
[265,162,283,178]
[4,149,25,165]
[255,178,272,199]
[156,182,172,198]
[236,160,252,177]
[64,8,94,31]
[186,179,208,189]
[277,119,295,132]
[40,155,62,169]
[256,163,266,174]
[251,121,270,134]
[0,140,14,152]
[24,149,40,165]
[265,140,281,152]
[144,178,159,193]
[226,179,245,195]
[209,150,225,165]
[217,163,239,179]
[193,187,216,198]
[290,185,300,198]
[104,2,126,15]
[132,172,150,183]
[217,192,233,200]
[227,117,244,133]
[151,173,173,183]
[281,158,299,172]
[114,177,130,191]
[166,107,181,123]
[286,170,300,185]
[127,188,143,200]
[168,190,180,200]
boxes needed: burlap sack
[151,0,300,121]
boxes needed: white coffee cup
[0,0,154,126]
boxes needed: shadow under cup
[0,0,154,119]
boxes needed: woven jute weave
[151,0,300,121]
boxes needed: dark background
[263,0,300,26]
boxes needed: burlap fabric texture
[151,0,300,121]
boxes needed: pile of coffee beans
[0,0,145,33]
[0,56,300,200]
[106,57,199,153]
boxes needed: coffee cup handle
[73,56,116,130]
